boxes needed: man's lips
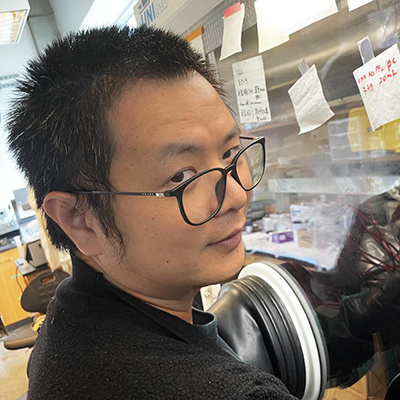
[216,228,243,243]
[208,224,246,250]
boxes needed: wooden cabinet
[0,247,29,326]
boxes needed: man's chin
[207,246,246,286]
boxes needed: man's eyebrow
[222,124,243,145]
[155,142,205,170]
[154,124,243,170]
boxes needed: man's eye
[170,169,195,184]
[223,147,239,161]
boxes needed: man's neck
[77,253,196,324]
[107,273,196,324]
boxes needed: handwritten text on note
[353,44,400,131]
[232,56,271,124]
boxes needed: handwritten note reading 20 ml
[232,56,271,123]
[353,44,400,131]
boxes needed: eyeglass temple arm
[73,190,171,197]
[239,135,263,140]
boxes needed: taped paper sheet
[232,55,272,123]
[189,35,205,58]
[284,0,338,35]
[254,0,289,53]
[348,0,374,12]
[220,3,245,61]
[288,65,334,135]
[186,27,205,58]
[353,44,400,131]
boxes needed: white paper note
[348,0,374,12]
[189,34,205,58]
[233,56,271,124]
[288,65,334,135]
[353,44,400,131]
[284,0,338,35]
[254,0,289,53]
[220,3,245,61]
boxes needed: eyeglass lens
[181,142,265,224]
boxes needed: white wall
[49,0,95,36]
[50,0,134,36]
[28,0,60,53]
[81,0,135,29]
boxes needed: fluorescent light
[0,0,30,45]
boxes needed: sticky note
[284,0,338,35]
[288,65,334,135]
[353,44,400,131]
[220,3,245,61]
[254,0,289,53]
[232,55,272,123]
[348,0,374,12]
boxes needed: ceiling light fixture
[0,0,30,45]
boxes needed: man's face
[101,74,251,303]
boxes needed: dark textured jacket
[27,257,297,399]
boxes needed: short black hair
[7,25,226,253]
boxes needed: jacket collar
[68,255,226,353]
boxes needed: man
[8,25,296,399]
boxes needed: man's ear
[43,192,103,256]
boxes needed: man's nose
[217,172,249,216]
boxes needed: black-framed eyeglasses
[72,136,265,226]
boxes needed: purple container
[270,231,294,243]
